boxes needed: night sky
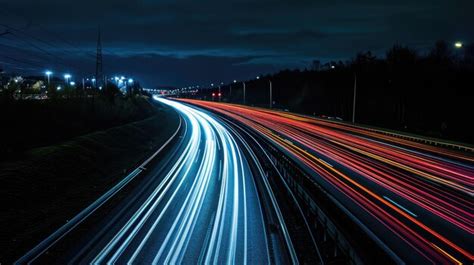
[1,0,473,87]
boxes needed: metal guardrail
[15,117,183,264]
[298,114,474,153]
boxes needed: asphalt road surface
[180,99,473,265]
[16,97,315,264]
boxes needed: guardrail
[231,117,399,265]
[15,117,183,264]
[296,113,474,153]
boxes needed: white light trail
[90,97,268,264]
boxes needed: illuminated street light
[57,86,62,91]
[256,76,260,80]
[455,42,463,48]
[45,70,53,85]
[64,74,71,84]
[128,78,134,84]
[233,80,237,83]
[70,81,76,86]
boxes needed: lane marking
[319,159,333,168]
[383,196,418,218]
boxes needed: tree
[386,45,417,68]
[428,40,452,65]
[310,60,321,71]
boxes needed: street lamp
[242,81,246,105]
[64,74,71,84]
[269,80,272,109]
[230,80,237,100]
[455,42,463,48]
[45,71,53,85]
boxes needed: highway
[15,97,325,264]
[179,99,474,264]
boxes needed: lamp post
[242,81,246,105]
[64,74,71,85]
[352,73,357,123]
[231,80,236,100]
[45,71,52,85]
[269,80,272,109]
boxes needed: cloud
[1,0,473,86]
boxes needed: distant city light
[233,80,237,83]
[64,74,71,79]
[455,42,463,48]
[70,81,76,86]
[57,86,62,90]
[45,71,53,76]
[128,78,133,84]
[331,65,335,69]
[211,83,214,87]
[256,76,260,80]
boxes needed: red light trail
[178,99,473,264]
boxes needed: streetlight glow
[455,42,463,48]
[45,71,53,85]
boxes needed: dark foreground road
[15,98,323,264]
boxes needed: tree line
[200,41,474,144]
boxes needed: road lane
[16,97,283,264]
[180,99,473,264]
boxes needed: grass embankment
[0,100,180,263]
[0,96,156,161]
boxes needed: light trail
[18,97,294,264]
[90,97,271,264]
[180,99,474,264]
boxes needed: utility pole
[243,81,246,105]
[269,80,272,109]
[352,73,357,123]
[95,27,103,88]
